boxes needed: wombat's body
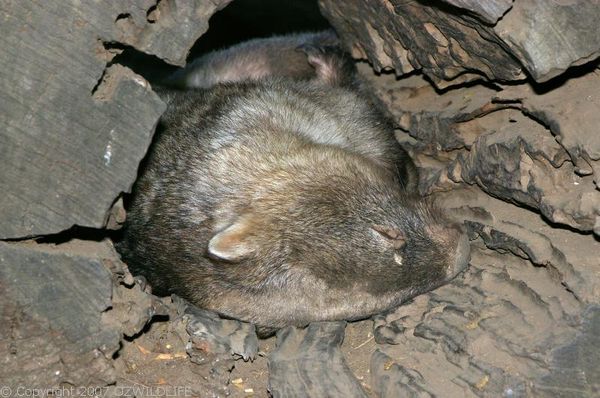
[164,31,417,190]
[117,34,469,333]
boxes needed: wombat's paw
[174,295,259,361]
[296,44,356,87]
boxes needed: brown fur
[165,31,339,89]
[161,33,418,191]
[117,78,470,334]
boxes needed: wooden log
[0,240,118,387]
[0,239,168,388]
[268,322,369,398]
[0,0,230,239]
[358,66,600,234]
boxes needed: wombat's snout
[450,231,470,278]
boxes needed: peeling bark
[320,0,600,85]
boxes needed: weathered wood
[174,295,259,362]
[494,69,600,188]
[0,0,230,239]
[358,66,600,235]
[2,0,599,395]
[455,111,599,233]
[0,239,167,388]
[441,0,513,24]
[370,349,434,397]
[367,187,600,395]
[495,0,600,82]
[438,188,598,301]
[319,0,525,87]
[0,241,114,346]
[353,31,600,393]
[533,306,600,397]
[0,240,118,387]
[268,322,369,398]
[112,0,234,66]
[319,0,600,85]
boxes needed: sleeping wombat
[117,35,470,335]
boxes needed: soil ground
[112,316,377,397]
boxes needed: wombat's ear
[372,225,406,249]
[296,44,356,87]
[208,219,256,262]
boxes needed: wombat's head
[361,197,470,295]
[206,161,470,300]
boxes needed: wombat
[117,35,470,335]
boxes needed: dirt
[112,313,233,397]
[111,315,378,397]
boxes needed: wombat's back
[166,31,339,89]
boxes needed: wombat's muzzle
[450,232,471,278]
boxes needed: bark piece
[439,187,600,302]
[0,240,118,387]
[495,0,600,82]
[319,0,524,86]
[495,69,600,189]
[268,322,368,398]
[453,110,599,233]
[103,275,170,338]
[371,349,434,398]
[362,67,600,234]
[441,0,513,24]
[174,296,259,362]
[171,296,258,393]
[320,0,600,85]
[358,69,504,152]
[373,315,406,345]
[112,0,234,66]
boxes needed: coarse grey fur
[166,31,339,89]
[163,32,418,190]
[117,77,470,335]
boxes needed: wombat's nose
[450,232,470,277]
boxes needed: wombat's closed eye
[116,32,469,334]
